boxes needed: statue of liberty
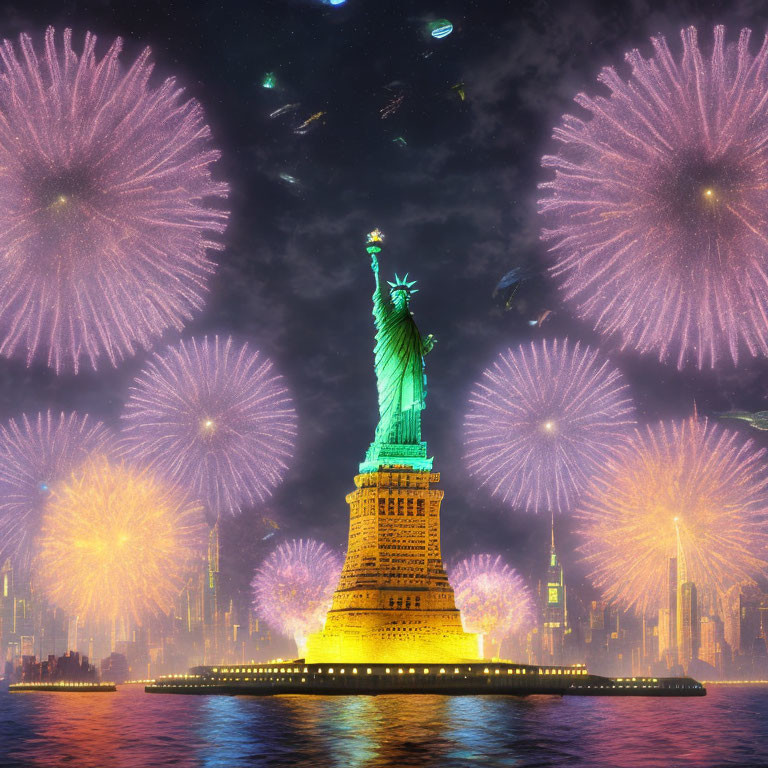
[365,230,435,459]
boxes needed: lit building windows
[548,587,559,604]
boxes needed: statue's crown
[388,273,418,295]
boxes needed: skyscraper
[678,582,699,670]
[739,588,768,655]
[0,559,35,666]
[203,523,220,663]
[658,608,672,662]
[0,558,15,661]
[541,515,567,664]
[699,614,726,675]
[658,556,677,668]
[674,519,699,670]
[66,615,78,655]
[737,587,768,678]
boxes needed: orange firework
[35,457,204,623]
[578,416,768,615]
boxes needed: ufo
[428,19,453,39]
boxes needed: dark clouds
[3,0,768,614]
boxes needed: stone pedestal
[306,466,480,664]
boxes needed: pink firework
[251,539,341,654]
[578,416,768,616]
[464,338,635,514]
[540,26,768,368]
[0,27,228,372]
[121,336,296,516]
[449,554,535,657]
[0,410,114,567]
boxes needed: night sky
[5,0,768,616]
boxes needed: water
[1,686,767,767]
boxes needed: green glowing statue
[361,230,435,472]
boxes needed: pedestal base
[359,441,433,473]
[306,616,481,664]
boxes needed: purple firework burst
[0,410,114,567]
[251,539,341,654]
[121,335,297,517]
[539,26,768,368]
[449,554,535,657]
[464,338,635,514]
[0,27,228,372]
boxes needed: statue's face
[391,287,410,307]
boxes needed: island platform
[145,660,705,697]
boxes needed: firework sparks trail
[0,411,114,569]
[294,111,326,134]
[251,539,341,654]
[449,554,535,657]
[578,416,768,615]
[464,338,635,514]
[35,457,204,623]
[269,103,300,119]
[539,26,768,368]
[121,336,297,517]
[380,92,405,119]
[0,27,228,373]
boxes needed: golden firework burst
[35,457,204,622]
[578,416,768,615]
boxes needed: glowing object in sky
[0,27,228,373]
[294,111,326,135]
[269,103,300,119]
[121,336,296,517]
[262,72,276,89]
[36,457,203,622]
[428,20,453,39]
[717,410,768,432]
[464,338,635,513]
[539,26,768,368]
[251,539,341,655]
[578,416,768,615]
[449,554,535,657]
[0,411,114,569]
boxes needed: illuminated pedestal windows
[306,467,480,664]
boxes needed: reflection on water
[1,686,768,767]
[8,688,124,767]
[298,695,453,767]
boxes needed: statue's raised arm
[368,230,392,316]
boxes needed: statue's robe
[372,276,429,445]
